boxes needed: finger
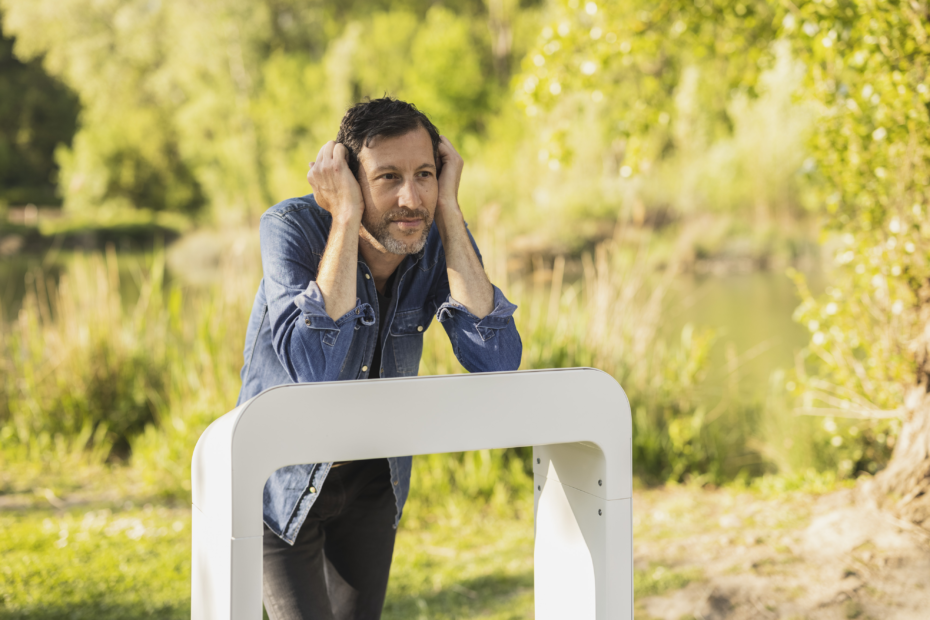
[438,135,459,159]
[333,142,349,165]
[320,140,336,162]
[315,142,331,165]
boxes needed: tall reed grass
[0,234,768,505]
[1,248,168,491]
[0,245,247,495]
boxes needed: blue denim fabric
[236,194,522,545]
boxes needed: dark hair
[336,97,442,178]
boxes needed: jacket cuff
[294,283,375,345]
[436,285,518,341]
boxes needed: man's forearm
[435,206,493,319]
[316,214,362,320]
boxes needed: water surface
[665,270,825,402]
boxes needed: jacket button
[394,480,399,486]
[365,273,370,280]
[417,325,423,332]
[304,318,311,326]
[309,486,317,494]
[355,308,360,314]
[362,365,368,372]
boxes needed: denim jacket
[236,194,522,544]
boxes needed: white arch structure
[191,368,633,619]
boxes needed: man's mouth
[391,218,423,231]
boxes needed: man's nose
[397,178,421,209]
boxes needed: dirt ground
[634,485,930,620]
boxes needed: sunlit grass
[0,463,844,619]
[0,496,537,620]
[634,564,705,599]
[0,491,726,620]
[0,503,191,619]
[385,501,535,620]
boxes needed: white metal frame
[191,368,632,619]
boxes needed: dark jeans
[262,459,397,620]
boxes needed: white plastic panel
[533,441,632,500]
[606,498,634,620]
[192,505,230,620]
[229,536,263,620]
[535,478,598,620]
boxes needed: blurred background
[2,0,927,618]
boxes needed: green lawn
[0,494,713,619]
[0,503,191,619]
[0,502,535,619]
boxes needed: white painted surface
[191,368,632,619]
[535,469,597,619]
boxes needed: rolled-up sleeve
[261,213,374,383]
[432,228,522,373]
[436,285,522,372]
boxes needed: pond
[665,270,825,403]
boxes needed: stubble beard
[362,206,432,255]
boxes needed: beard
[362,206,433,255]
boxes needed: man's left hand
[437,136,464,215]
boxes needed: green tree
[508,0,804,237]
[786,0,930,527]
[0,0,530,220]
[525,0,930,527]
[1,0,208,217]
[516,0,778,177]
[0,17,78,206]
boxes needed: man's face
[357,126,438,255]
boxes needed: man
[236,97,522,620]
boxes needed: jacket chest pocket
[389,309,430,377]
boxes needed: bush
[0,250,168,462]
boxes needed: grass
[8,481,836,619]
[385,503,534,620]
[0,492,537,620]
[0,503,191,619]
[0,490,719,619]
[633,564,705,599]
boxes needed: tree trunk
[869,392,930,528]
[867,306,930,529]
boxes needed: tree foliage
[0,18,78,206]
[518,0,930,481]
[787,0,930,419]
[0,0,529,220]
[516,0,778,175]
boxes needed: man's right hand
[307,141,364,223]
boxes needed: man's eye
[382,173,398,180]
